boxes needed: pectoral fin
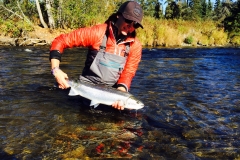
[90,100,100,108]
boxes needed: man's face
[115,15,136,36]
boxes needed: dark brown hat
[118,1,144,28]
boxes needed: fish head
[125,96,144,110]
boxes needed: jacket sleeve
[117,39,142,91]
[50,24,107,53]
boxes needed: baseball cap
[118,1,144,28]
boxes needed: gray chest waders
[80,34,130,87]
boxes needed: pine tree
[165,0,180,19]
[207,0,213,18]
[189,0,202,20]
[201,0,207,18]
[223,0,240,33]
[213,0,222,20]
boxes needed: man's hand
[51,59,69,89]
[112,100,125,110]
[54,69,69,89]
[112,86,127,110]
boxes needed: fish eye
[137,100,142,104]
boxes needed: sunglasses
[124,18,141,29]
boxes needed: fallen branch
[0,5,23,20]
[0,36,47,46]
[17,38,47,46]
[0,4,32,25]
[16,1,32,24]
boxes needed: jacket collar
[108,22,135,44]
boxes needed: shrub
[1,20,33,38]
[184,36,194,44]
[211,29,228,45]
[231,35,240,45]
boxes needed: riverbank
[0,26,71,46]
[0,25,239,47]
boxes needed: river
[0,46,240,159]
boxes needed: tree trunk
[46,0,55,29]
[35,0,48,28]
[57,0,63,28]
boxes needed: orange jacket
[50,23,142,90]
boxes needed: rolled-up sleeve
[117,39,142,90]
[50,24,107,53]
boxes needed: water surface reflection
[0,46,239,159]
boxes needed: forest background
[0,0,239,47]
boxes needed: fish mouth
[126,96,144,109]
[138,103,144,109]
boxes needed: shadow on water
[144,115,184,136]
[0,150,19,160]
[0,46,240,159]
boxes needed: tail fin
[67,80,74,87]
[68,87,79,96]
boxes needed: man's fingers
[57,80,69,89]
[112,100,124,110]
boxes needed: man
[49,1,144,110]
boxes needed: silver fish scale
[73,81,130,105]
[68,80,144,109]
[79,82,130,105]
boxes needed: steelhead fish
[68,80,144,110]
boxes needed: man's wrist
[51,67,60,76]
[117,83,128,92]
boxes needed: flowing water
[0,46,240,159]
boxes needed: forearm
[117,41,142,90]
[51,59,60,69]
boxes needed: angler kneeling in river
[49,1,144,110]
